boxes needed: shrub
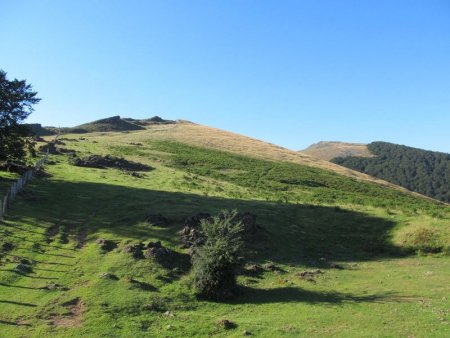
[191,210,244,300]
[397,224,448,254]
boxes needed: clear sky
[1,0,449,152]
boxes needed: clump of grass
[396,224,448,254]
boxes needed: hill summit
[301,141,372,161]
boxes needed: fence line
[0,151,49,221]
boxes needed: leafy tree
[191,210,244,300]
[0,70,40,162]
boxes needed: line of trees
[332,142,450,203]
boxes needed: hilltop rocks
[0,162,31,175]
[71,155,153,172]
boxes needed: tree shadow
[0,319,32,327]
[2,180,407,270]
[0,299,37,307]
[229,286,403,306]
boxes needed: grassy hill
[332,142,450,203]
[301,141,373,161]
[0,129,449,337]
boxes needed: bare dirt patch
[51,298,85,328]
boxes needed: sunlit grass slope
[0,131,449,337]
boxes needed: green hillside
[332,141,450,203]
[0,132,449,337]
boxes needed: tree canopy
[0,70,40,162]
[332,142,450,203]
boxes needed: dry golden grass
[301,141,373,161]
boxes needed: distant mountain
[331,142,450,203]
[301,141,372,161]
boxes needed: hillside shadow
[2,180,407,269]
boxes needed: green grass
[0,134,449,337]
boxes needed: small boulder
[146,214,169,227]
[216,319,237,330]
[96,238,117,252]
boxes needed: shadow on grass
[3,179,408,270]
[230,286,401,305]
[0,299,37,307]
[0,319,31,327]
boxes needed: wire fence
[0,151,49,221]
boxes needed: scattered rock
[146,214,169,227]
[99,272,119,280]
[14,263,33,274]
[262,262,284,272]
[38,142,59,154]
[129,142,143,146]
[144,242,171,261]
[216,319,237,330]
[164,310,175,317]
[71,155,153,171]
[126,277,156,291]
[1,241,14,252]
[297,269,324,283]
[96,238,117,252]
[329,263,344,270]
[43,282,69,291]
[243,263,263,275]
[179,213,211,249]
[243,330,252,336]
[123,243,145,259]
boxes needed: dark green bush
[191,210,244,301]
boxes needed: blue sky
[1,0,449,152]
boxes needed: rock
[38,142,59,154]
[146,214,169,227]
[329,263,344,269]
[243,330,252,336]
[262,262,283,272]
[96,238,117,252]
[99,272,119,280]
[123,243,145,258]
[43,282,69,290]
[216,319,236,330]
[144,245,171,260]
[244,264,263,275]
[71,154,153,171]
[1,241,14,252]
[14,263,33,274]
[164,311,175,317]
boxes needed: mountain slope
[0,130,449,337]
[332,142,450,203]
[302,141,373,161]
[79,122,426,195]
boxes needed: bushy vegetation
[332,142,450,203]
[191,210,244,300]
[148,140,445,215]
